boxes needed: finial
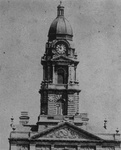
[104,118,107,129]
[116,128,119,134]
[10,116,16,131]
[11,116,14,122]
[57,0,64,16]
[60,1,62,6]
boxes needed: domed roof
[48,3,73,41]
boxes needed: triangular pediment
[51,55,78,63]
[30,122,102,141]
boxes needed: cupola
[48,2,73,41]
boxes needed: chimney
[19,111,30,125]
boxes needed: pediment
[30,122,102,141]
[51,55,77,62]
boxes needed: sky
[1,0,121,149]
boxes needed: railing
[41,82,80,90]
[48,83,67,89]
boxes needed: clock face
[56,44,66,54]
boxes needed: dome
[48,3,73,41]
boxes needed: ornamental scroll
[48,94,62,102]
[68,95,74,102]
[44,127,82,139]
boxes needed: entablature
[41,55,79,66]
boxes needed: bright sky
[1,0,121,149]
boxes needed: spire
[57,1,64,17]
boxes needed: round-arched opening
[57,69,65,84]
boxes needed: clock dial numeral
[56,44,66,54]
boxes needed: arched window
[56,100,65,115]
[56,102,63,115]
[57,69,65,84]
[56,98,67,115]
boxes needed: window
[56,100,65,115]
[56,103,63,115]
[57,69,65,84]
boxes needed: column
[43,65,45,80]
[45,65,47,80]
[53,65,55,84]
[55,67,57,84]
[48,64,51,81]
[72,64,75,82]
[74,66,77,81]
[68,65,72,83]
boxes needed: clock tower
[38,2,88,128]
[9,3,121,150]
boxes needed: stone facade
[9,2,121,150]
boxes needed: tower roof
[48,2,73,41]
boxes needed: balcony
[48,83,67,90]
[40,81,80,91]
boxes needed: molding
[48,94,62,102]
